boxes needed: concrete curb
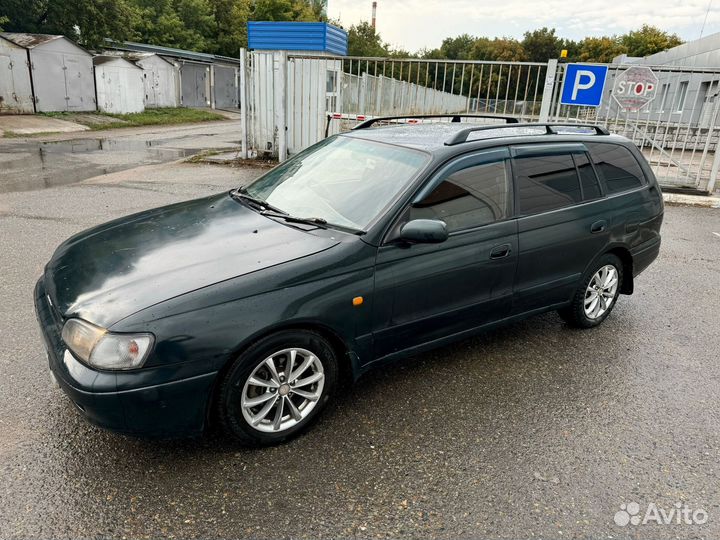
[662,192,720,208]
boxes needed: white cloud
[328,0,720,52]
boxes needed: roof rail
[444,123,611,146]
[353,114,519,130]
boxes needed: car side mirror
[398,219,448,244]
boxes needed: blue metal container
[247,22,348,56]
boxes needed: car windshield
[242,136,430,230]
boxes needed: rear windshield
[586,143,646,194]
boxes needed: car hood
[44,193,340,327]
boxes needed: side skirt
[355,301,568,378]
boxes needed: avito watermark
[614,501,708,526]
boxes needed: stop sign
[612,66,659,112]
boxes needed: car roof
[340,122,630,154]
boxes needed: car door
[371,147,518,359]
[511,143,613,314]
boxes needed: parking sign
[560,64,609,107]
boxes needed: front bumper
[34,278,217,437]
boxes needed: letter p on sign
[571,70,595,100]
[560,64,609,107]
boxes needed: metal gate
[239,50,552,160]
[238,49,720,192]
[547,62,720,193]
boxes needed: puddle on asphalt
[0,137,209,194]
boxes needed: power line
[700,0,713,39]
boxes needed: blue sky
[328,0,720,52]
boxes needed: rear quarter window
[586,142,646,194]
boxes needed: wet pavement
[0,121,242,193]
[1,145,720,538]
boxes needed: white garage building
[130,53,180,108]
[93,56,145,114]
[1,32,96,112]
[0,34,34,113]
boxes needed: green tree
[439,33,475,59]
[620,24,683,57]
[0,15,8,30]
[1,0,137,48]
[522,27,562,61]
[251,0,317,21]
[561,38,581,61]
[347,21,387,56]
[472,37,526,61]
[577,36,626,62]
[130,0,215,52]
[210,0,250,56]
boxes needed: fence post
[359,72,368,113]
[209,65,216,109]
[538,59,558,123]
[707,132,720,193]
[238,48,249,159]
[273,51,288,162]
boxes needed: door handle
[490,243,512,259]
[590,220,607,234]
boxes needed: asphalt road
[1,130,719,538]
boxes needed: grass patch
[41,108,227,130]
[1,130,67,138]
[184,149,225,163]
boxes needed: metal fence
[239,51,552,160]
[547,62,720,193]
[238,49,720,193]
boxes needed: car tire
[216,329,338,446]
[558,253,624,329]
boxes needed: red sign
[612,66,659,112]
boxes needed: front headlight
[61,319,154,370]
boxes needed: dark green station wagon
[34,117,663,445]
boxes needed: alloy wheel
[584,264,619,319]
[240,347,325,433]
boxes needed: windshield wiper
[230,188,287,215]
[260,211,328,227]
[260,211,365,235]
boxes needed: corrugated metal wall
[248,52,277,154]
[286,56,342,152]
[248,22,347,56]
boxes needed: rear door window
[513,152,582,215]
[586,143,646,194]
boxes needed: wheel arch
[606,246,634,295]
[204,321,355,429]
